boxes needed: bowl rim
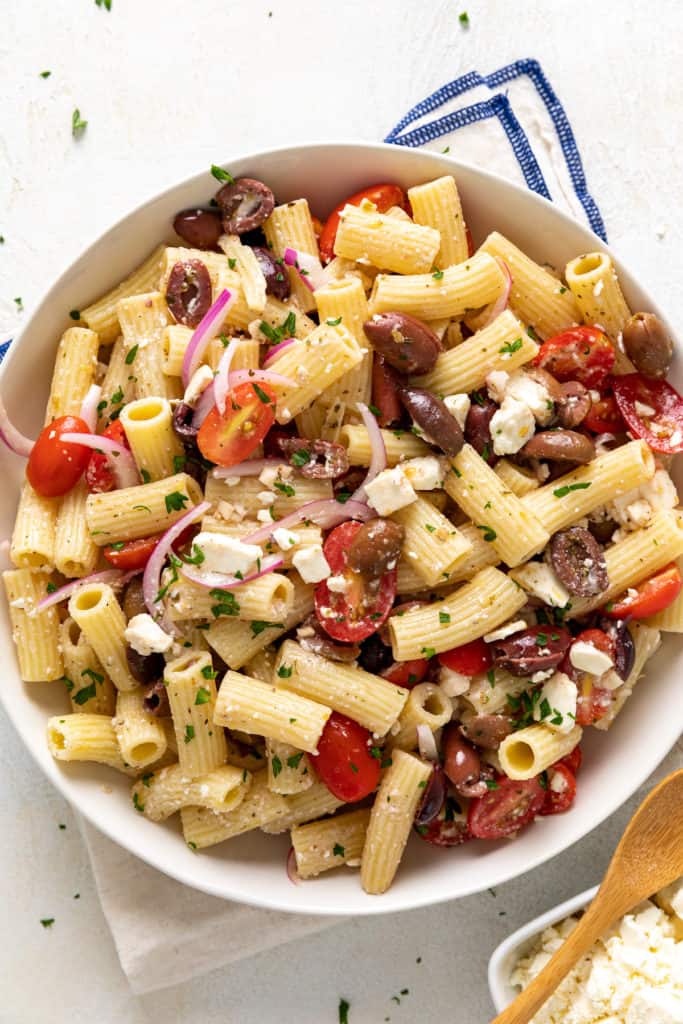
[1,139,681,915]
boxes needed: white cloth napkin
[78,59,657,994]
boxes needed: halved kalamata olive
[415,764,446,826]
[278,437,349,479]
[252,246,291,300]
[165,259,212,328]
[443,723,482,797]
[333,468,365,501]
[598,617,635,679]
[557,381,592,429]
[142,679,170,717]
[122,577,147,621]
[549,527,608,597]
[363,312,442,375]
[358,632,394,674]
[491,625,572,676]
[520,429,595,464]
[215,178,275,234]
[464,394,498,465]
[372,355,403,427]
[172,209,222,250]
[347,519,405,578]
[172,402,199,446]
[126,644,165,686]
[296,613,360,662]
[459,713,513,750]
[399,386,464,457]
[622,312,673,380]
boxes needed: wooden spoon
[491,768,683,1024]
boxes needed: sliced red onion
[351,403,387,503]
[34,569,124,614]
[80,384,102,432]
[480,257,512,328]
[213,337,240,416]
[262,337,296,366]
[212,458,284,480]
[60,432,140,489]
[228,368,295,389]
[242,497,373,546]
[180,554,283,590]
[0,395,34,457]
[181,289,235,388]
[417,724,439,762]
[286,846,301,885]
[283,247,327,292]
[192,382,216,428]
[142,500,211,618]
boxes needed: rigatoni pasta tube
[166,572,294,623]
[10,482,58,570]
[391,496,472,585]
[594,623,661,732]
[389,566,527,661]
[117,292,179,401]
[114,688,168,769]
[181,770,288,848]
[495,459,539,498]
[273,640,408,736]
[164,651,227,775]
[339,425,431,466]
[214,670,331,753]
[648,559,683,631]
[266,739,312,795]
[161,324,193,376]
[445,444,549,568]
[408,175,469,267]
[45,327,99,423]
[292,808,371,878]
[47,714,131,774]
[68,582,137,692]
[263,198,319,312]
[462,667,531,716]
[218,234,267,313]
[98,337,136,427]
[417,310,536,397]
[361,750,432,895]
[205,473,332,519]
[565,251,632,347]
[85,472,203,545]
[131,763,250,821]
[261,780,345,834]
[369,252,506,320]
[391,683,453,751]
[499,724,582,781]
[334,202,440,274]
[119,397,184,481]
[314,276,371,408]
[60,617,116,715]
[3,569,63,681]
[54,480,99,578]
[80,244,165,343]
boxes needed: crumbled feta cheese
[401,455,445,491]
[326,574,351,594]
[512,561,572,608]
[634,400,656,418]
[489,396,535,456]
[533,672,577,734]
[439,666,471,697]
[257,508,275,523]
[183,364,214,406]
[259,465,282,488]
[124,614,174,657]
[505,370,554,426]
[570,639,614,676]
[641,468,679,511]
[193,532,262,577]
[530,668,555,684]
[292,544,331,583]
[486,369,510,404]
[443,393,471,430]
[483,619,527,643]
[271,527,300,551]
[217,500,234,520]
[257,490,276,506]
[364,466,418,516]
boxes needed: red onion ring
[286,845,301,885]
[351,403,387,503]
[212,458,284,480]
[181,289,235,388]
[283,247,327,292]
[180,553,283,590]
[142,500,211,618]
[213,337,239,416]
[0,395,34,457]
[416,724,439,762]
[262,338,296,366]
[242,497,373,546]
[60,431,139,489]
[480,257,512,328]
[33,569,124,614]
[192,383,216,429]
[80,384,103,432]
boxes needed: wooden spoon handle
[490,898,615,1024]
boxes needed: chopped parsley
[553,482,592,498]
[459,10,469,25]
[333,843,345,857]
[424,523,436,533]
[71,108,88,137]
[368,403,382,417]
[46,581,57,594]
[421,646,436,659]
[349,761,359,774]
[184,725,195,744]
[250,620,283,636]
[209,589,240,618]
[287,752,304,769]
[14,297,23,311]
[439,611,451,624]
[476,524,497,542]
[73,681,97,706]
[253,382,273,405]
[132,791,145,813]
[165,491,189,513]
[181,543,205,566]
[39,70,52,78]
[69,309,81,321]
[273,480,295,497]
[142,773,153,788]
[40,918,55,928]
[271,755,283,778]
[277,664,293,678]
[132,504,151,513]
[140,469,151,484]
[291,449,310,467]
[432,269,444,280]
[260,310,296,345]
[211,164,234,184]
[95,0,112,8]
[173,454,186,473]
[228,257,237,270]
[195,687,212,707]
[499,338,523,356]
[326,316,342,326]
[335,490,352,504]
[487,668,496,686]
[125,344,138,365]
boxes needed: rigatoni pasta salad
[2,168,683,896]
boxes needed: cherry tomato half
[534,326,615,390]
[381,658,429,688]
[318,183,408,263]
[314,521,397,643]
[582,388,625,434]
[575,676,613,726]
[438,638,492,677]
[604,563,682,620]
[415,797,472,847]
[314,712,380,802]
[27,415,92,497]
[85,419,130,493]
[613,374,683,454]
[559,745,583,776]
[539,763,577,816]
[103,536,160,570]
[467,775,546,840]
[197,381,276,467]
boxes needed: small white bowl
[488,885,597,1012]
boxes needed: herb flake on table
[95,0,112,8]
[72,109,88,138]
[39,70,51,78]
[14,297,23,311]
[338,998,350,1024]
[459,11,470,26]
[40,918,55,928]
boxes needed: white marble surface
[1,1,683,1021]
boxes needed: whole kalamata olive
[172,209,222,250]
[492,625,572,676]
[347,519,405,577]
[142,679,170,717]
[296,613,360,662]
[165,259,212,328]
[372,355,403,427]
[415,764,446,826]
[549,527,609,597]
[122,577,147,621]
[172,402,199,446]
[464,394,498,465]
[126,644,165,686]
[520,429,595,464]
[252,246,291,300]
[358,632,394,674]
[363,312,442,375]
[459,713,513,750]
[557,381,592,429]
[622,312,673,380]
[525,366,564,405]
[399,386,464,457]
[278,437,349,479]
[443,724,485,797]
[598,617,635,680]
[215,177,275,234]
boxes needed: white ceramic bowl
[488,885,597,1011]
[2,142,682,915]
